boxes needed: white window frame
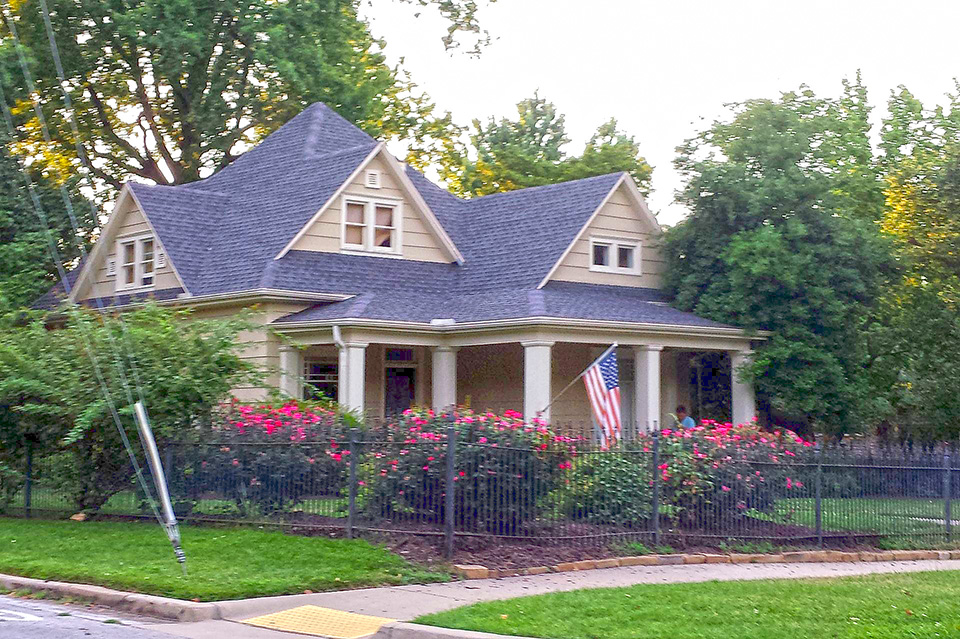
[339,194,403,255]
[588,236,642,275]
[303,358,339,401]
[114,233,158,292]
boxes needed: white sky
[364,0,960,225]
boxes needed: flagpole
[538,343,618,415]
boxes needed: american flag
[583,347,621,449]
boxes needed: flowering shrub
[176,400,349,515]
[362,408,577,534]
[631,420,814,526]
[552,452,652,526]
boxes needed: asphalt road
[0,594,174,639]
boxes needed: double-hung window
[342,196,401,254]
[589,237,641,274]
[115,235,158,291]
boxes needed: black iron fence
[4,426,960,555]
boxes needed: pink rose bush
[634,420,814,526]
[177,400,349,515]
[362,408,577,534]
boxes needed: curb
[453,548,960,579]
[0,573,220,622]
[374,621,534,639]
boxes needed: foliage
[178,400,348,516]
[363,408,576,533]
[418,94,653,197]
[0,519,447,600]
[634,421,813,527]
[0,0,488,194]
[0,303,260,512]
[664,80,895,433]
[0,134,94,313]
[553,451,651,526]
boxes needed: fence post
[651,426,660,547]
[944,451,952,541]
[24,442,33,519]
[444,422,456,559]
[815,442,823,549]
[347,427,358,539]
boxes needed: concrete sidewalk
[207,558,960,621]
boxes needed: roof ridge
[467,171,625,203]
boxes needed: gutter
[272,316,769,340]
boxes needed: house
[49,103,758,432]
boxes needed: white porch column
[731,350,756,425]
[338,342,368,414]
[431,346,459,411]
[634,344,662,432]
[522,341,554,423]
[278,345,303,399]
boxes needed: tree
[0,0,489,193]
[0,304,261,512]
[421,94,653,197]
[0,134,93,313]
[664,84,894,434]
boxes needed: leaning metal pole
[134,401,187,575]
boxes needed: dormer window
[341,195,402,254]
[589,237,641,274]
[114,234,158,291]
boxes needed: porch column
[522,341,553,423]
[278,345,302,400]
[730,350,756,425]
[431,346,458,411]
[338,342,368,414]
[634,344,662,432]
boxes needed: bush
[174,400,348,516]
[553,452,652,526]
[362,409,576,534]
[632,420,814,527]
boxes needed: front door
[385,367,416,416]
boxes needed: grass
[0,517,447,601]
[756,497,951,535]
[417,571,960,639]
[9,488,348,518]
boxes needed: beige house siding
[77,200,181,302]
[289,154,451,263]
[549,184,665,289]
[193,301,311,401]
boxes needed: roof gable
[275,146,464,264]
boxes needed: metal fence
[5,428,959,555]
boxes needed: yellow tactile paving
[241,605,395,639]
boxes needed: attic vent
[365,170,382,189]
[157,249,166,268]
[106,257,117,277]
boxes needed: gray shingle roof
[47,102,735,331]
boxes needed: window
[115,235,158,291]
[304,360,338,401]
[589,237,641,274]
[341,196,401,254]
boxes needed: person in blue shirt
[676,405,696,429]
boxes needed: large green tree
[0,0,488,192]
[421,94,653,197]
[664,82,893,434]
[0,134,93,313]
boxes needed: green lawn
[757,497,951,536]
[9,487,348,518]
[417,571,960,639]
[0,518,446,601]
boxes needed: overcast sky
[364,0,960,225]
